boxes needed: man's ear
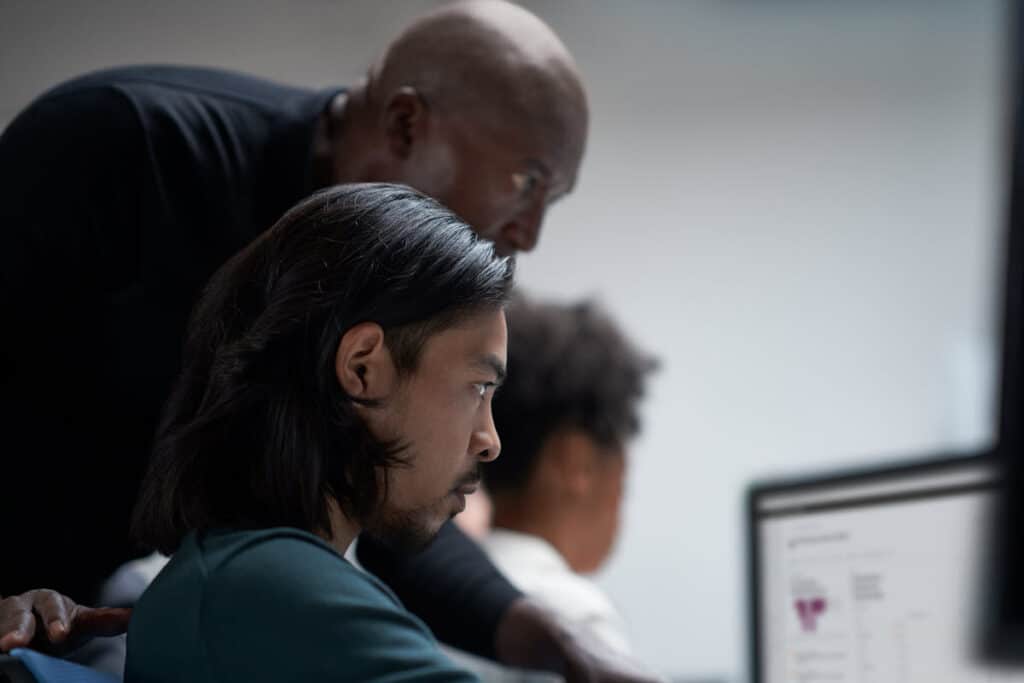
[383,86,428,159]
[335,322,397,401]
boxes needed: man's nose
[496,201,545,255]
[472,408,501,463]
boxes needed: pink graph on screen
[795,597,827,632]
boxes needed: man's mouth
[453,471,481,496]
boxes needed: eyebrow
[525,158,553,181]
[525,157,574,198]
[473,354,507,385]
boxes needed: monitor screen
[750,456,1015,683]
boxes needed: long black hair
[132,183,514,554]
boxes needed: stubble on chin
[360,498,453,555]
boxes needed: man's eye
[511,171,539,197]
[474,382,495,398]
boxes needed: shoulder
[202,527,395,608]
[481,531,593,604]
[522,565,619,620]
[1,71,141,153]
[482,531,632,654]
[11,65,325,138]
[42,65,315,109]
[514,571,634,658]
[198,528,477,681]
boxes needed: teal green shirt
[125,528,478,682]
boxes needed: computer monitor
[748,453,1012,683]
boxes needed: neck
[310,83,375,189]
[323,498,361,556]
[492,495,584,571]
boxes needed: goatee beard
[360,506,440,555]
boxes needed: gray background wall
[1,1,1009,680]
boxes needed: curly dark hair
[483,295,658,496]
[132,183,514,555]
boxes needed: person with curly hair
[479,295,658,659]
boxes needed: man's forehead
[470,352,507,381]
[515,122,583,176]
[421,309,508,362]
[453,110,583,182]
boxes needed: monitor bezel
[746,449,999,683]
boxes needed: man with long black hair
[124,183,511,680]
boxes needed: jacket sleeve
[356,521,524,660]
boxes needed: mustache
[453,465,482,491]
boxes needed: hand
[495,597,664,683]
[0,590,131,655]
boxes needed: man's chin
[361,513,445,556]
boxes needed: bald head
[373,0,586,136]
[333,0,589,256]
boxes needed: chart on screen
[756,465,1024,683]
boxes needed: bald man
[333,1,585,254]
[0,1,604,677]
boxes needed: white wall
[513,4,1007,681]
[1,1,1008,680]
